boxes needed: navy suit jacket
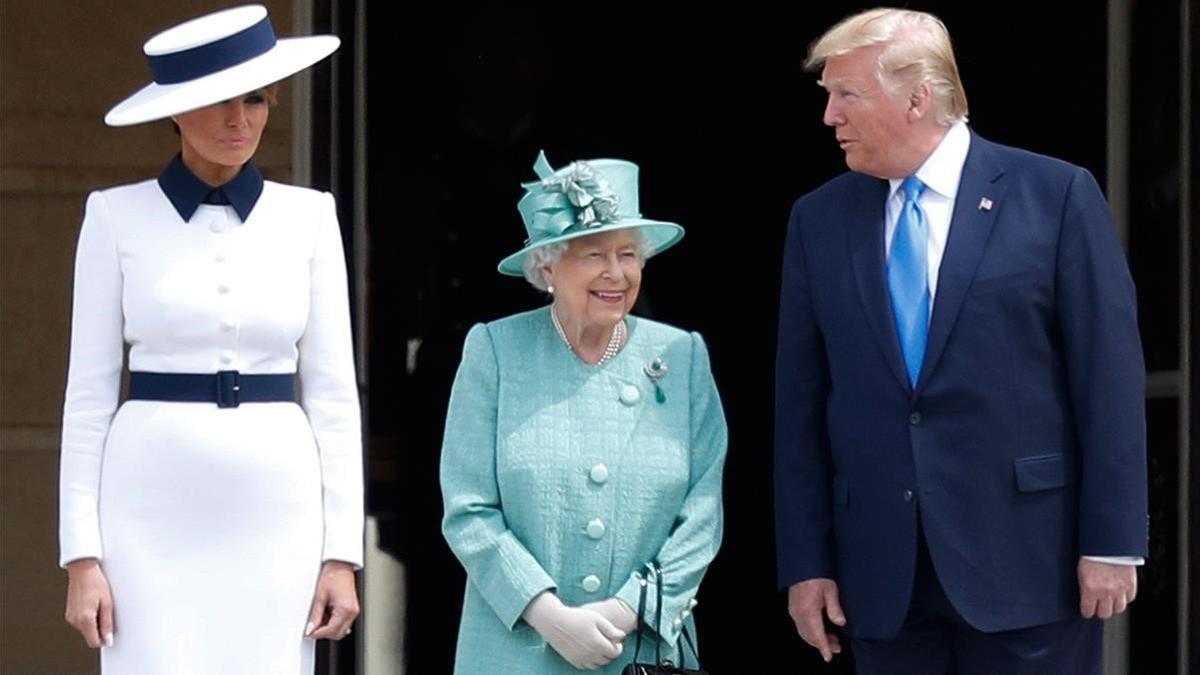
[773,132,1149,639]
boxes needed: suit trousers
[850,520,1103,675]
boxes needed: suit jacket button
[619,385,641,405]
[902,489,914,502]
[909,412,922,425]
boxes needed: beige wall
[1,1,295,671]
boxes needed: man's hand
[1078,558,1137,619]
[787,578,846,662]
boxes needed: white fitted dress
[59,177,364,674]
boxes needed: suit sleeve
[440,324,557,630]
[59,191,125,567]
[297,192,365,568]
[613,331,728,646]
[774,199,837,588]
[1054,168,1149,557]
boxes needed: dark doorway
[354,3,1179,673]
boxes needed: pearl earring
[547,285,555,294]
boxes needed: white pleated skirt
[98,401,323,675]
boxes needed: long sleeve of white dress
[59,191,125,567]
[298,192,364,567]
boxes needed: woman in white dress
[59,6,363,673]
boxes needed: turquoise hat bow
[498,150,685,276]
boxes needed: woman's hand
[580,597,638,634]
[523,591,625,670]
[64,558,114,648]
[305,560,360,640]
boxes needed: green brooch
[643,357,668,404]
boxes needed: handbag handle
[631,570,648,665]
[629,562,703,673]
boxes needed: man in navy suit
[773,8,1148,674]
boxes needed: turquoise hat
[497,150,685,276]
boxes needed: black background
[346,2,1188,673]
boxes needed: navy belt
[128,371,296,409]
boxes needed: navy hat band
[148,16,276,85]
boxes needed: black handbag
[620,562,708,675]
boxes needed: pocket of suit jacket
[1013,453,1070,492]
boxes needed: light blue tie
[888,176,929,387]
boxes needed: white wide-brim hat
[105,4,339,127]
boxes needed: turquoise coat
[441,307,727,674]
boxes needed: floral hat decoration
[497,150,685,276]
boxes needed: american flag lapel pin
[979,197,993,211]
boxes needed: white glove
[580,597,638,635]
[522,591,625,670]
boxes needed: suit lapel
[915,134,1007,393]
[849,178,913,393]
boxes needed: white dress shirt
[885,120,970,311]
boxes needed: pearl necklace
[551,307,625,366]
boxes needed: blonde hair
[806,8,968,125]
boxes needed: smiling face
[173,90,270,185]
[819,45,934,179]
[542,228,643,333]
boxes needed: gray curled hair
[522,229,653,292]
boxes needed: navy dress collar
[157,153,264,222]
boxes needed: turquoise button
[585,518,606,539]
[581,575,602,593]
[589,463,609,484]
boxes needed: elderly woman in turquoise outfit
[440,151,727,673]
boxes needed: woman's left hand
[580,598,638,635]
[305,560,360,640]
